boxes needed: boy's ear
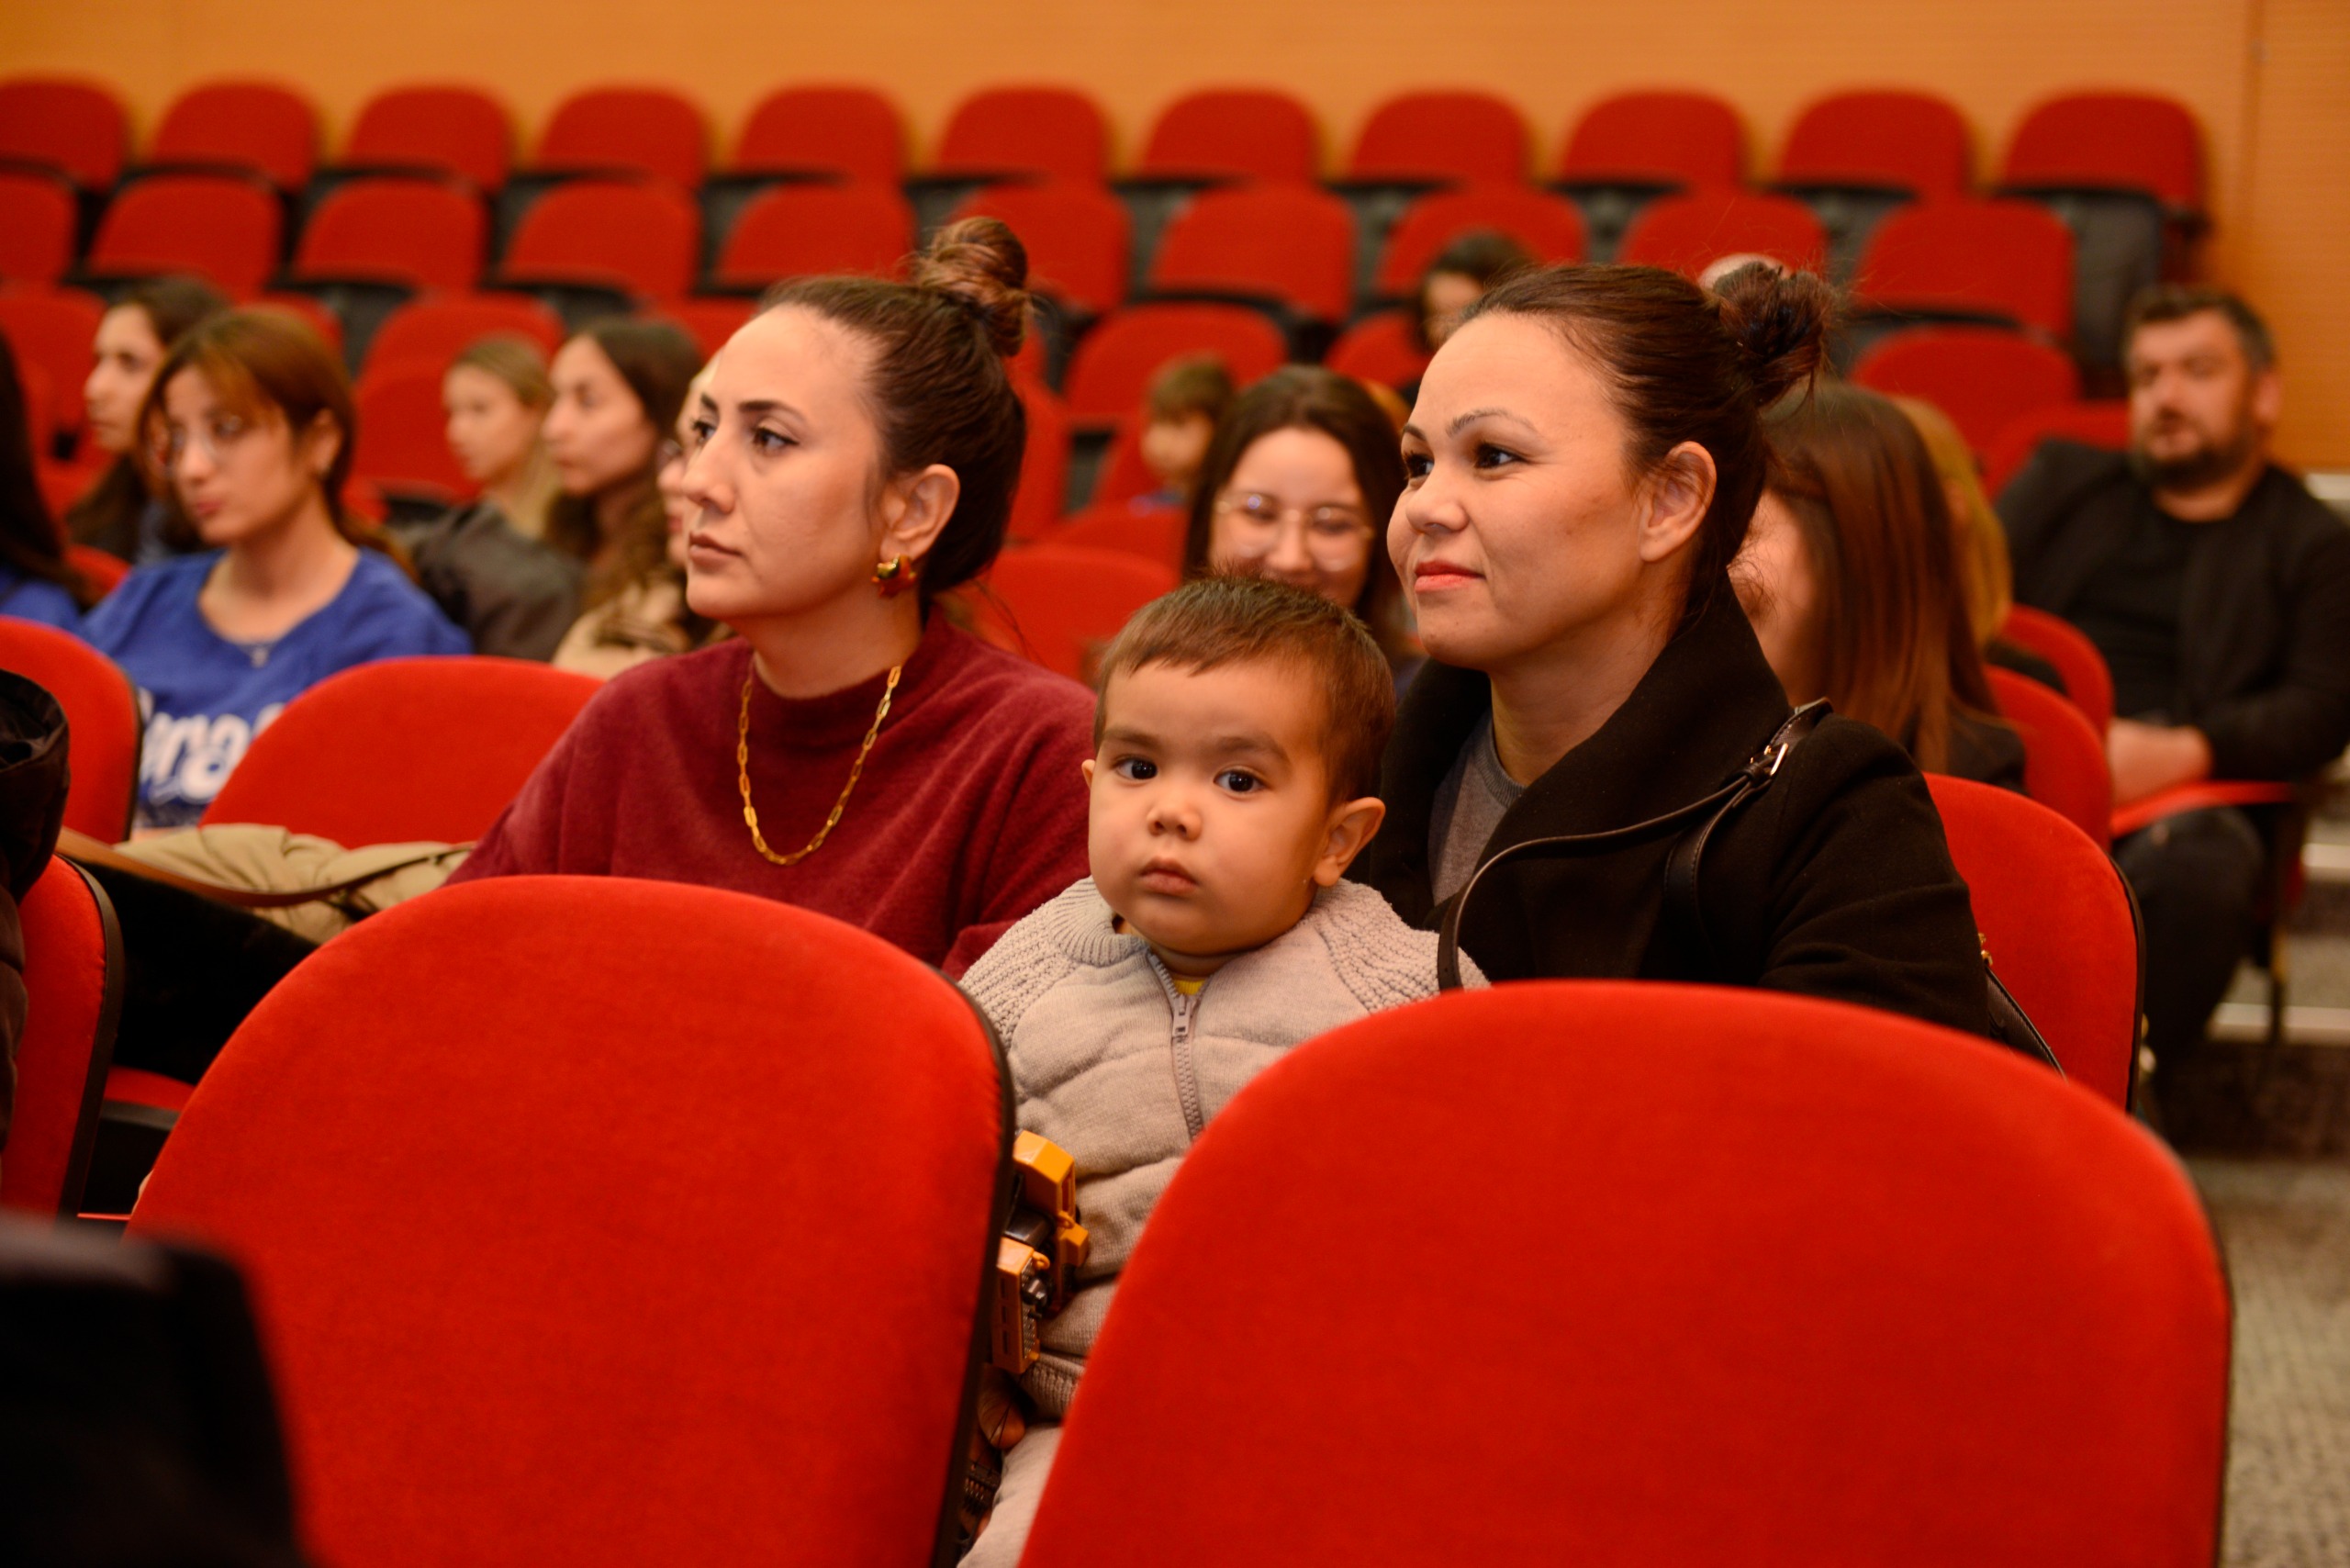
[1080,758,1096,787]
[1311,796,1387,887]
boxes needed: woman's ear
[300,409,343,482]
[1312,796,1388,886]
[878,463,961,566]
[1639,441,1717,564]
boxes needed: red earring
[872,554,916,599]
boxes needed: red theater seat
[88,175,283,296]
[151,80,319,191]
[1559,90,1745,186]
[344,84,514,192]
[649,296,754,361]
[1374,185,1584,297]
[0,76,129,189]
[1348,90,1529,185]
[128,877,1009,1567]
[935,85,1110,183]
[976,545,1178,681]
[293,177,487,292]
[1999,605,2115,735]
[1983,401,2130,497]
[1024,982,2228,1566]
[0,859,120,1217]
[1011,374,1072,540]
[1855,197,2076,339]
[1062,303,1289,429]
[0,620,139,840]
[1138,89,1320,184]
[365,291,564,375]
[1055,499,1187,573]
[1617,186,1828,278]
[533,85,707,188]
[953,181,1130,318]
[1777,90,1972,198]
[499,179,699,300]
[710,183,913,289]
[1852,327,2082,456]
[1323,308,1428,392]
[2002,92,2203,216]
[351,360,472,501]
[0,171,77,285]
[1147,184,1356,324]
[732,84,904,184]
[1088,418,1155,509]
[200,656,599,845]
[1925,774,2137,1107]
[1987,665,2112,846]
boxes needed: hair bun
[1711,262,1835,409]
[912,217,1031,360]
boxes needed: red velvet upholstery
[129,877,1008,1567]
[346,85,514,193]
[733,86,905,185]
[1372,185,1585,296]
[1062,304,1288,429]
[351,359,473,500]
[2000,604,2115,734]
[954,182,1132,318]
[1323,308,1429,391]
[1777,90,1972,197]
[1010,374,1072,541]
[64,543,127,597]
[151,80,319,192]
[1925,775,2137,1106]
[533,85,707,188]
[0,170,76,285]
[294,177,486,292]
[254,292,344,354]
[2113,779,2299,842]
[0,75,129,189]
[1983,400,2131,497]
[1617,186,1828,278]
[0,619,140,840]
[1087,419,1154,510]
[1139,89,1321,184]
[936,86,1110,183]
[1348,91,1529,185]
[200,656,599,845]
[1855,196,2076,340]
[89,174,284,297]
[102,1066,196,1116]
[975,545,1178,681]
[1852,327,2081,454]
[499,179,699,301]
[2002,92,2204,215]
[1147,184,1357,325]
[711,182,914,289]
[1987,665,2112,846]
[0,286,104,440]
[365,291,564,376]
[646,296,753,361]
[0,858,119,1215]
[1053,500,1187,573]
[1558,91,1745,185]
[1024,982,2228,1566]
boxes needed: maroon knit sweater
[452,618,1095,976]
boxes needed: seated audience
[1353,262,1990,1035]
[1738,383,2022,787]
[1181,366,1416,678]
[0,338,94,631]
[1135,354,1233,508]
[65,276,229,565]
[1415,230,1536,355]
[82,310,468,830]
[453,220,1093,976]
[957,576,1478,1564]
[391,334,583,660]
[1998,286,2350,1086]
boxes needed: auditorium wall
[5,0,2344,465]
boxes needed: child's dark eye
[1111,756,1157,781]
[1216,768,1263,794]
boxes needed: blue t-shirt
[0,566,84,633]
[84,549,471,828]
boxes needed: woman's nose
[1262,524,1315,578]
[680,439,726,512]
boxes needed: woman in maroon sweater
[452,219,1092,975]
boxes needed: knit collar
[1043,876,1367,973]
[737,612,962,752]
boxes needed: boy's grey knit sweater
[958,875,1481,1417]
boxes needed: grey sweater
[959,876,1480,1417]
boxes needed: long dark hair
[64,274,229,561]
[0,336,92,609]
[1182,366,1410,665]
[544,317,702,609]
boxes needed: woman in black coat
[1353,263,1991,1037]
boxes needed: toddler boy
[957,575,1478,1562]
[1136,355,1235,505]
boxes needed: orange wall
[6,0,2345,463]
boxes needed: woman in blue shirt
[84,310,467,828]
[0,335,96,633]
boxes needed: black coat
[1998,441,2350,780]
[1353,584,1994,1037]
[0,670,71,1156]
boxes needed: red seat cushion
[1374,185,1585,297]
[1852,327,2082,456]
[1986,665,2113,846]
[1348,91,1529,184]
[1062,304,1289,428]
[346,85,515,193]
[1999,605,2115,734]
[974,545,1179,682]
[533,85,707,188]
[1559,91,1745,185]
[1778,90,1972,197]
[0,620,140,840]
[935,86,1109,183]
[89,175,284,297]
[152,80,319,191]
[0,76,129,189]
[732,85,904,184]
[0,858,118,1216]
[1617,186,1828,278]
[1138,89,1321,184]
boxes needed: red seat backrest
[151,80,319,191]
[0,286,108,439]
[1062,303,1289,427]
[1147,184,1357,324]
[500,179,699,300]
[953,181,1132,319]
[733,85,905,183]
[346,84,514,193]
[533,85,707,188]
[2002,92,2204,214]
[1139,89,1321,184]
[1088,417,1156,510]
[1054,499,1188,574]
[935,85,1110,183]
[711,183,913,288]
[1999,605,2115,734]
[0,620,140,839]
[1559,90,1745,185]
[1024,982,2228,1566]
[1854,196,2076,340]
[0,171,77,285]
[1852,327,2082,455]
[1374,185,1586,296]
[200,657,599,844]
[647,296,754,361]
[1323,308,1429,393]
[89,175,284,297]
[1011,374,1071,541]
[1777,90,1973,197]
[364,291,564,376]
[1986,664,2112,846]
[975,544,1179,681]
[1617,185,1828,277]
[1348,90,1529,185]
[1925,774,2137,1106]
[128,877,1008,1567]
[0,857,121,1216]
[350,360,474,500]
[1983,401,2131,497]
[0,75,129,189]
[294,177,487,293]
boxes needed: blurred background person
[1415,230,1536,355]
[0,337,95,630]
[65,275,229,565]
[1135,353,1234,508]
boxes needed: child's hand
[977,1364,1029,1450]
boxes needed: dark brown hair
[543,317,702,605]
[1415,230,1537,352]
[758,216,1032,606]
[1096,574,1396,802]
[0,335,91,608]
[1146,354,1236,425]
[1181,366,1410,666]
[1460,260,1834,632]
[66,274,230,561]
[1761,383,2004,773]
[2124,285,2275,373]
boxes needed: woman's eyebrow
[1447,407,1528,437]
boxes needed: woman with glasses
[1181,366,1416,678]
[81,309,467,829]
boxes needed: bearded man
[1999,286,2350,1092]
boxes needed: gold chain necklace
[736,663,902,867]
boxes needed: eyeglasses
[151,413,254,470]
[1213,491,1374,571]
